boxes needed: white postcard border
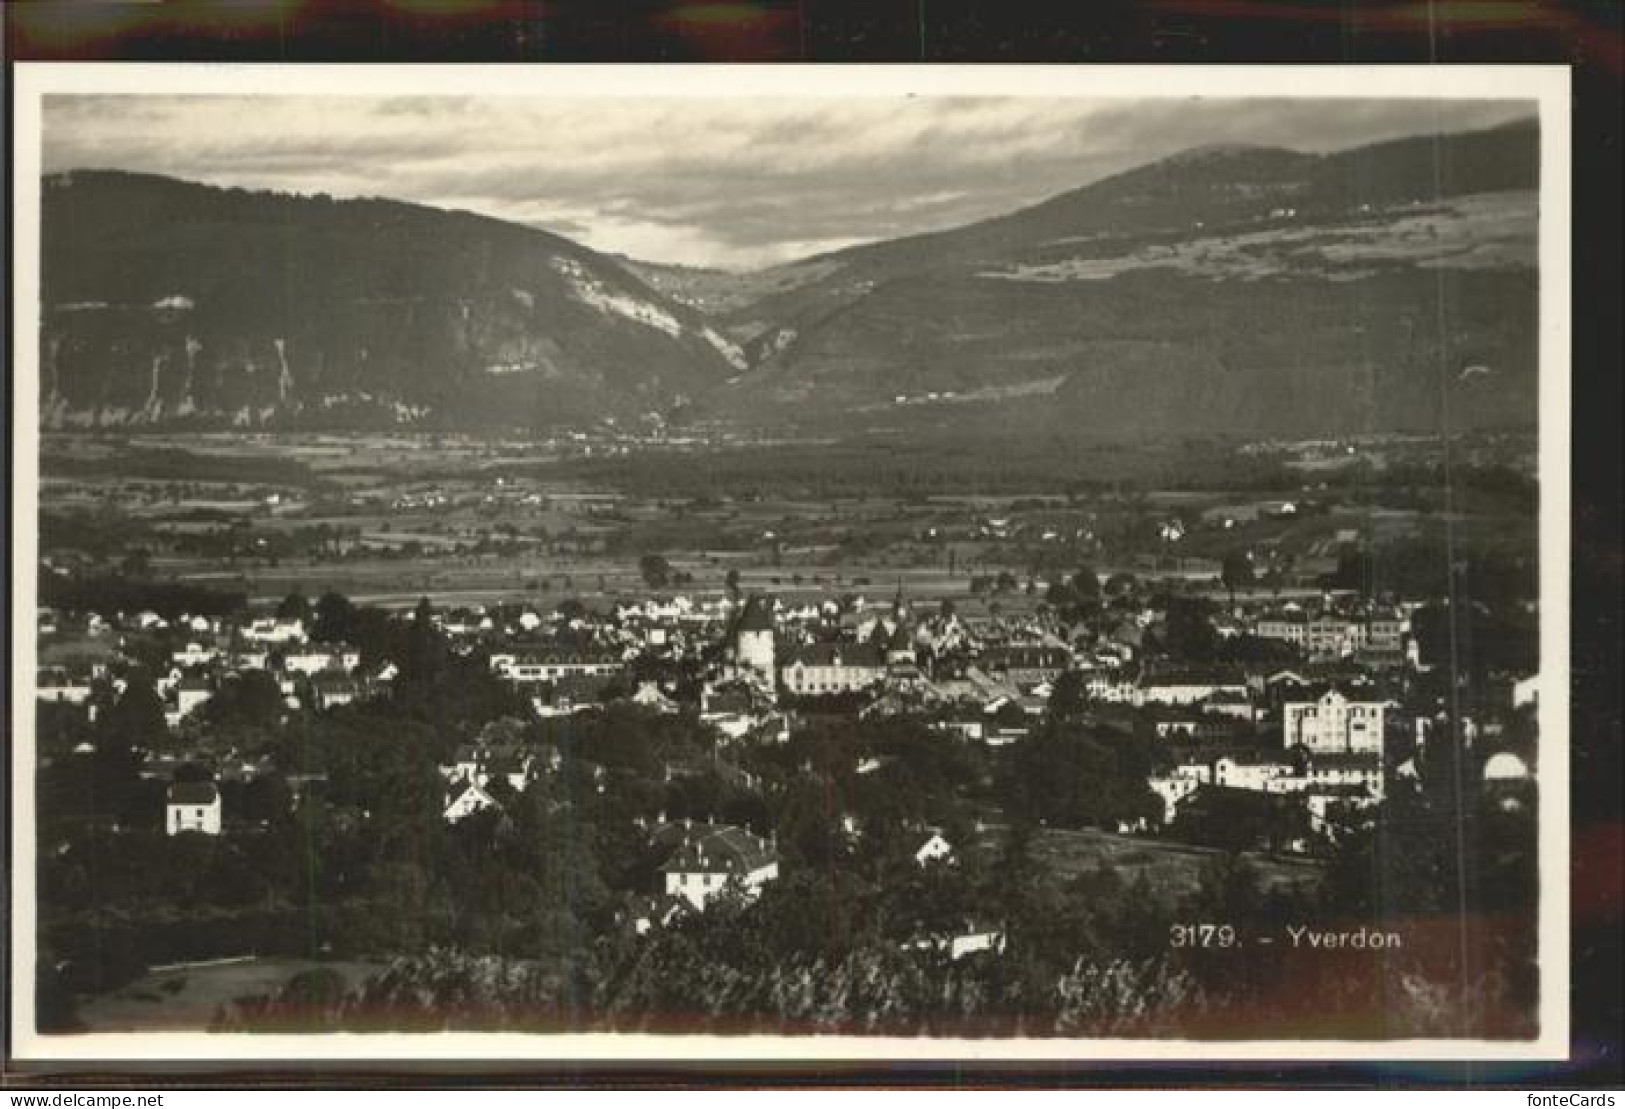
[9,61,1572,1065]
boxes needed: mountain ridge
[39,169,741,430]
[37,117,1539,438]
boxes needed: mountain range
[37,118,1539,438]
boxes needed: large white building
[656,823,779,911]
[780,643,886,696]
[1283,689,1386,755]
[489,648,622,684]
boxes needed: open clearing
[74,956,381,1032]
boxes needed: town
[32,432,1542,1038]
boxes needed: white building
[243,616,306,645]
[913,832,954,867]
[443,780,500,823]
[780,643,886,696]
[36,667,92,705]
[283,644,361,676]
[171,641,219,667]
[490,649,621,684]
[175,677,214,720]
[1137,672,1249,707]
[656,823,779,911]
[733,596,777,683]
[1283,689,1385,755]
[166,780,222,835]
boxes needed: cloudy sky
[42,95,1533,270]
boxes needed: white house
[283,644,361,676]
[36,667,92,705]
[243,616,306,645]
[166,780,222,836]
[443,779,501,824]
[175,676,214,720]
[656,823,779,911]
[171,641,219,667]
[913,832,954,867]
[631,681,679,714]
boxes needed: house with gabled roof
[166,780,222,836]
[651,821,779,911]
[780,642,885,697]
[443,778,502,824]
[913,831,954,867]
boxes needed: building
[655,822,779,911]
[36,666,92,705]
[1256,609,1408,662]
[283,644,361,675]
[166,780,222,836]
[1254,612,1307,647]
[171,641,219,668]
[631,681,680,714]
[1137,668,1249,707]
[1149,747,1382,827]
[175,674,215,720]
[913,832,954,867]
[490,647,623,684]
[1283,688,1386,755]
[1199,689,1259,722]
[981,645,1072,689]
[780,642,886,696]
[443,779,501,823]
[732,595,777,683]
[311,672,363,711]
[242,616,306,645]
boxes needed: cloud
[41,93,1535,270]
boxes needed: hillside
[703,119,1540,437]
[36,118,1541,440]
[39,171,742,430]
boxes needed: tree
[276,592,311,623]
[639,554,672,591]
[119,548,152,578]
[311,590,357,643]
[1161,597,1218,662]
[1220,551,1253,608]
[101,674,168,752]
[1104,572,1138,600]
[1049,670,1089,719]
[1071,565,1102,610]
[203,669,283,731]
[1005,722,1158,831]
[402,597,441,684]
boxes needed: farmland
[36,428,1537,614]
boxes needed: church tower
[733,594,776,684]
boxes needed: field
[1025,827,1325,898]
[73,957,381,1033]
[37,430,1537,611]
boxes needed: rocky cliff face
[39,171,736,430]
